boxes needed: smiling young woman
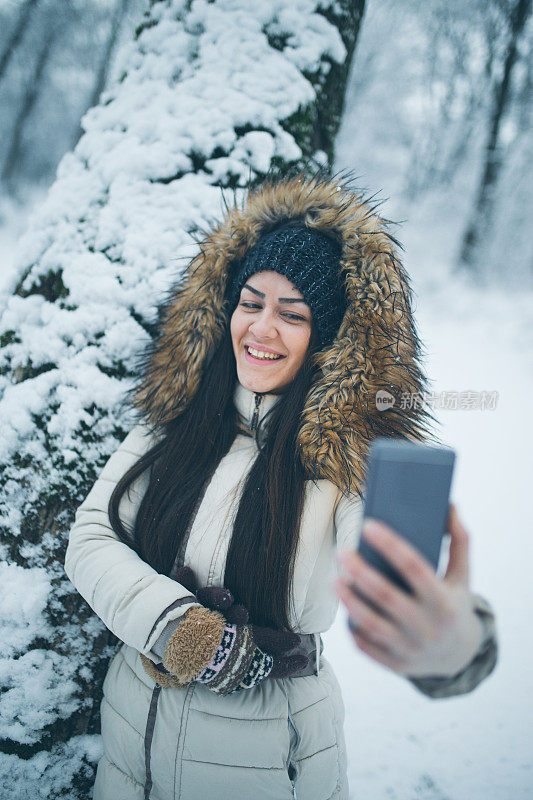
[64,173,498,800]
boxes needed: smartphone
[357,438,456,596]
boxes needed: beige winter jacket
[65,380,497,800]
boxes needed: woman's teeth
[245,345,283,360]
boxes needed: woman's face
[230,270,312,394]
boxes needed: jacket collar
[233,380,282,432]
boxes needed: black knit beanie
[226,223,346,347]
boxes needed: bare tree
[0,0,143,193]
[459,0,532,272]
[1,23,58,188]
[71,0,133,149]
[0,0,39,82]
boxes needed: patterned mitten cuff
[237,647,274,690]
[408,594,498,699]
[196,624,239,685]
[195,623,274,695]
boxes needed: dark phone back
[359,438,456,595]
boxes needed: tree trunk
[0,1,365,796]
[0,0,39,82]
[459,0,532,272]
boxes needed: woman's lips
[244,346,286,365]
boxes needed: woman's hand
[335,504,484,679]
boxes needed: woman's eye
[283,313,305,321]
[240,302,304,322]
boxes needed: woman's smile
[244,344,286,364]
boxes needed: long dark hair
[109,320,322,630]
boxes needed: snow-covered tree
[0,0,364,796]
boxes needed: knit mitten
[141,567,308,693]
[171,565,249,624]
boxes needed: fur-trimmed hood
[129,173,434,495]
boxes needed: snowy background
[328,4,533,798]
[0,0,531,798]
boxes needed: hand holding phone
[336,442,496,683]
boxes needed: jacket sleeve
[64,423,200,660]
[334,490,365,553]
[406,593,498,699]
[333,492,498,698]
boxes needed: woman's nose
[249,309,278,339]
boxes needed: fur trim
[128,172,436,495]
[162,606,226,683]
[139,653,185,689]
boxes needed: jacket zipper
[287,704,300,797]
[250,392,263,431]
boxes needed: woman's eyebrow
[243,283,307,303]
